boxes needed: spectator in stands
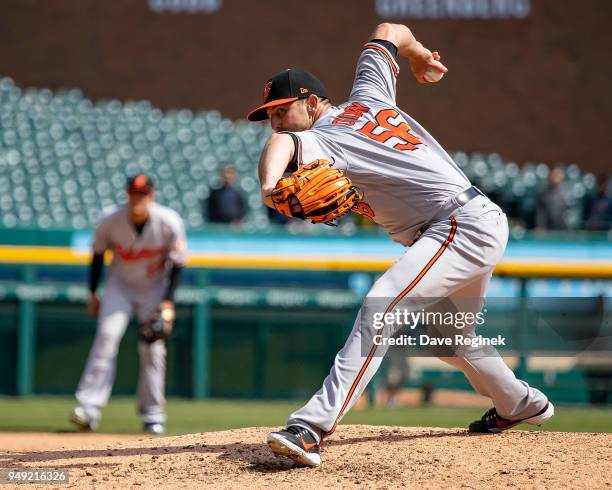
[536,167,568,230]
[583,174,612,231]
[205,166,246,224]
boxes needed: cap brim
[246,97,299,122]
[128,187,153,194]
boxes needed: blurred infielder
[251,23,554,466]
[70,175,186,434]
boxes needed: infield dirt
[1,426,610,489]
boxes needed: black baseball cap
[247,69,329,122]
[127,174,154,194]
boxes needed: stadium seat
[0,76,594,231]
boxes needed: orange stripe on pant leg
[323,217,457,439]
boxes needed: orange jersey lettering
[359,109,422,151]
[332,102,370,126]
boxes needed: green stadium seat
[71,214,88,229]
[202,155,218,172]
[186,211,203,228]
[63,179,78,196]
[10,167,25,185]
[248,194,263,210]
[2,213,18,227]
[566,163,581,182]
[44,169,60,187]
[0,179,9,203]
[31,195,46,213]
[51,207,67,224]
[96,181,112,197]
[239,176,257,193]
[0,194,12,212]
[101,198,116,209]
[17,204,34,225]
[181,192,199,209]
[86,208,100,223]
[192,116,207,134]
[162,183,178,200]
[0,78,593,230]
[13,186,28,204]
[3,129,18,146]
[114,126,130,143]
[159,116,175,134]
[82,189,97,206]
[30,175,45,193]
[177,127,193,144]
[77,170,93,187]
[582,173,596,192]
[99,133,114,150]
[5,149,21,166]
[504,162,520,178]
[48,187,62,204]
[194,183,210,201]
[145,126,161,143]
[36,214,53,229]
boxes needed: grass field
[1,397,611,435]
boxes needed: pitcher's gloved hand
[270,159,363,225]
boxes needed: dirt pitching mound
[1,426,610,489]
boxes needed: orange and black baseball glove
[270,160,363,225]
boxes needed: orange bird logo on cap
[134,175,147,187]
[262,81,272,102]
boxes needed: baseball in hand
[424,68,445,83]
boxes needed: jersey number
[358,109,422,151]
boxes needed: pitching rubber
[267,433,321,467]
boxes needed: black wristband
[89,253,104,294]
[163,264,184,301]
[370,39,398,58]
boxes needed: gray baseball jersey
[287,42,471,245]
[93,202,187,291]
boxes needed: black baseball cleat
[469,402,555,433]
[267,425,321,467]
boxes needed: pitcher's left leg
[441,273,550,421]
[437,207,552,430]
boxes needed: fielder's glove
[271,159,363,225]
[138,307,174,344]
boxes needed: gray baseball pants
[75,276,167,425]
[288,196,549,442]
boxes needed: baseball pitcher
[70,175,186,434]
[251,23,554,466]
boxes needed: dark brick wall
[1,0,610,172]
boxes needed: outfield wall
[0,228,611,403]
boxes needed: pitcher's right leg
[275,220,461,464]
